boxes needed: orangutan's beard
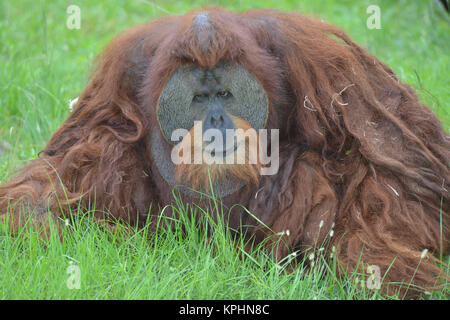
[174,119,261,192]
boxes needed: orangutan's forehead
[187,64,228,86]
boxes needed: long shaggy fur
[0,8,448,297]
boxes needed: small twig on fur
[69,97,79,112]
[330,83,355,109]
[254,187,264,199]
[386,183,400,197]
[303,95,317,112]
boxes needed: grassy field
[0,0,448,299]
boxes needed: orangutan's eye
[217,90,232,99]
[193,93,208,102]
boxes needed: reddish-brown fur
[175,117,261,191]
[0,8,448,297]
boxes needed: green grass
[0,191,422,300]
[0,0,449,299]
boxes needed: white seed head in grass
[276,230,290,237]
[69,97,79,112]
[286,252,297,263]
[420,248,428,259]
